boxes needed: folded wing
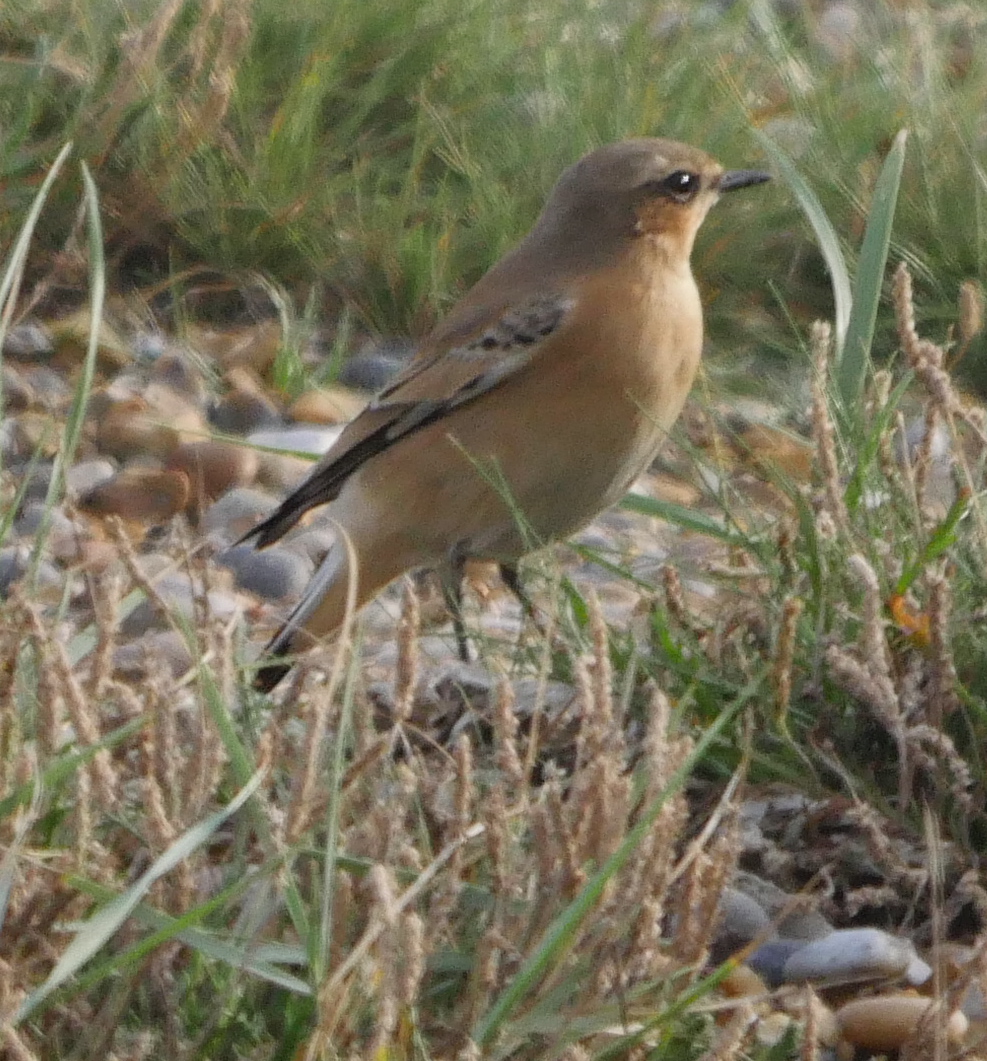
[238,294,575,548]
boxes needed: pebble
[781,927,930,987]
[50,309,132,371]
[289,386,365,425]
[247,425,340,491]
[210,385,282,435]
[120,571,240,637]
[337,337,413,391]
[112,629,195,679]
[201,487,280,541]
[11,461,55,504]
[2,321,54,360]
[280,525,336,564]
[715,887,774,950]
[747,939,807,988]
[78,467,191,524]
[836,994,968,1053]
[216,544,312,601]
[14,500,76,541]
[0,545,63,599]
[2,366,34,411]
[731,871,833,941]
[150,350,210,405]
[95,398,181,460]
[247,425,342,457]
[166,439,259,505]
[66,459,117,497]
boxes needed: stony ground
[3,309,986,1056]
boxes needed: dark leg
[441,546,472,662]
[498,563,538,623]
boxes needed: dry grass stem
[392,579,421,725]
[697,1000,755,1061]
[810,320,850,537]
[772,595,803,719]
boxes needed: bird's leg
[498,562,538,625]
[441,545,472,663]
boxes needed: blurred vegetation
[1,0,985,389]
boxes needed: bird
[241,137,770,692]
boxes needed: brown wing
[238,294,574,547]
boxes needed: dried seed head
[959,279,984,347]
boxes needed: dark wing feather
[237,294,573,548]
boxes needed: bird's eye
[661,170,699,200]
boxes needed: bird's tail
[251,533,409,692]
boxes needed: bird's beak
[718,169,772,192]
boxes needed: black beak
[718,169,772,192]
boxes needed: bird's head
[537,137,770,263]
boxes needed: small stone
[201,487,280,541]
[66,459,117,497]
[782,928,926,986]
[166,439,259,506]
[0,546,29,597]
[150,349,209,404]
[95,398,181,460]
[209,385,282,435]
[280,525,336,565]
[186,320,282,373]
[2,366,34,411]
[113,629,194,679]
[289,386,365,425]
[120,570,240,636]
[247,425,341,492]
[715,887,774,952]
[732,871,833,941]
[3,322,54,360]
[216,544,312,601]
[0,545,62,599]
[11,461,55,504]
[247,425,342,457]
[836,995,968,1053]
[14,500,75,540]
[50,309,132,370]
[78,467,191,523]
[337,337,414,391]
[747,940,806,989]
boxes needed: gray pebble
[2,366,34,410]
[280,526,336,564]
[732,871,833,941]
[716,886,774,949]
[66,459,117,497]
[247,425,342,457]
[113,629,194,679]
[747,939,807,988]
[337,337,414,392]
[0,545,62,599]
[3,322,53,360]
[201,487,280,541]
[781,927,930,987]
[121,571,240,636]
[14,501,76,540]
[11,462,55,505]
[216,544,312,601]
[209,389,282,435]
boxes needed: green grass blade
[17,769,265,1022]
[620,492,752,548]
[754,132,851,350]
[836,129,908,421]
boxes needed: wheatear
[242,138,769,691]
